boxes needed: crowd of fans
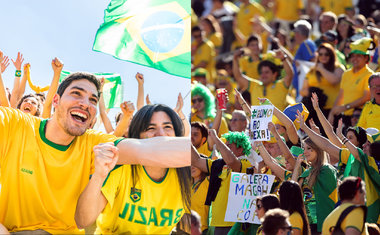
[191,0,380,234]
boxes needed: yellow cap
[349,38,373,56]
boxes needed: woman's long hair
[128,104,191,212]
[315,43,338,82]
[279,181,310,235]
[303,137,328,188]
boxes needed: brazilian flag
[93,0,191,79]
[60,71,123,109]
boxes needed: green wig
[191,83,215,118]
[222,131,252,156]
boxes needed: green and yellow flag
[93,0,191,78]
[60,71,123,109]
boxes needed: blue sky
[0,0,190,126]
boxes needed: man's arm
[256,142,286,180]
[113,101,134,137]
[268,122,296,169]
[42,58,63,118]
[232,50,249,91]
[0,51,10,107]
[135,73,145,110]
[191,144,208,173]
[75,143,117,229]
[9,52,23,108]
[116,136,190,167]
[275,49,294,88]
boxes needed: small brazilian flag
[60,71,123,109]
[93,0,191,79]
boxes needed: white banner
[224,173,275,224]
[249,105,274,141]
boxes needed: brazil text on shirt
[118,203,183,227]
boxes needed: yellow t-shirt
[207,158,251,227]
[197,141,212,158]
[0,107,119,234]
[320,0,353,16]
[239,56,260,80]
[208,33,223,51]
[193,40,216,83]
[236,2,265,38]
[96,166,185,234]
[274,0,303,21]
[191,115,229,137]
[289,212,303,234]
[322,203,368,235]
[357,101,380,131]
[191,178,210,232]
[340,65,373,115]
[305,67,343,109]
[248,79,289,111]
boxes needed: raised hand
[51,57,63,74]
[120,101,135,116]
[336,118,344,139]
[11,52,24,71]
[173,93,183,114]
[268,122,276,134]
[93,143,119,179]
[0,51,10,73]
[146,94,152,105]
[135,72,144,85]
[257,97,271,105]
[311,92,320,110]
[100,77,105,92]
[309,118,321,134]
[208,129,218,142]
[295,110,306,130]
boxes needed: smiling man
[357,73,380,130]
[0,72,190,234]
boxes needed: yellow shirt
[305,67,343,109]
[340,65,373,115]
[322,203,368,235]
[357,101,380,131]
[274,0,303,22]
[289,212,303,234]
[191,115,229,137]
[97,166,184,234]
[248,79,289,111]
[0,107,118,234]
[320,0,353,16]
[236,2,265,38]
[208,33,223,51]
[191,178,210,231]
[193,40,216,83]
[207,158,251,227]
[240,56,260,80]
[197,141,212,158]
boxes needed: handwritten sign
[224,173,275,224]
[249,105,274,141]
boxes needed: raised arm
[296,110,340,163]
[336,119,360,161]
[315,63,343,85]
[256,141,287,180]
[191,144,208,173]
[42,58,63,118]
[173,93,190,137]
[235,88,251,117]
[75,143,118,229]
[268,122,296,169]
[135,72,145,110]
[113,101,134,137]
[311,92,343,147]
[0,51,10,107]
[232,50,250,91]
[98,78,114,133]
[275,49,294,88]
[208,129,241,172]
[117,136,190,167]
[10,52,23,108]
[16,63,28,104]
[328,88,344,124]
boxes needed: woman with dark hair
[336,15,355,52]
[200,15,223,54]
[255,194,280,235]
[279,181,310,235]
[76,104,191,234]
[301,43,344,115]
[16,93,43,117]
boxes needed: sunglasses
[318,52,329,56]
[256,204,262,209]
[192,97,204,103]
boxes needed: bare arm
[98,78,114,134]
[75,143,117,229]
[268,122,296,169]
[232,50,249,91]
[208,129,241,172]
[256,142,286,180]
[113,101,134,137]
[275,49,294,88]
[311,92,343,147]
[42,58,63,118]
[296,110,341,163]
[328,89,344,123]
[336,119,360,161]
[173,93,190,137]
[315,63,343,85]
[272,101,298,145]
[235,88,251,117]
[10,52,23,108]
[17,64,28,103]
[135,73,145,110]
[291,155,304,182]
[117,136,190,167]
[191,144,208,173]
[0,51,10,107]
[207,108,222,151]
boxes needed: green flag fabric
[60,71,123,109]
[93,0,191,79]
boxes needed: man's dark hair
[339,176,365,201]
[369,141,380,160]
[258,60,279,76]
[191,122,209,139]
[57,72,101,98]
[192,26,201,34]
[247,34,260,46]
[368,73,380,87]
[261,209,290,235]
